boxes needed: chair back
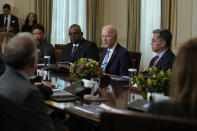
[98,47,105,62]
[129,51,141,72]
[55,44,64,62]
[100,112,197,131]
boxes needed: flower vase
[82,78,100,99]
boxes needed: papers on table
[110,76,130,81]
[52,89,75,97]
[73,104,126,116]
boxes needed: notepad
[110,76,130,81]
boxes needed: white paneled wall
[0,0,35,31]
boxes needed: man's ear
[30,56,37,70]
[161,40,166,48]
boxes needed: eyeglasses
[151,40,161,43]
[69,32,80,36]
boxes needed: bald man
[61,24,99,63]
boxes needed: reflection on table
[41,67,140,122]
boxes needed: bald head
[3,32,37,70]
[69,24,83,43]
[102,25,118,49]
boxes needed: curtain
[35,0,52,42]
[161,0,178,48]
[127,0,141,51]
[86,0,96,42]
[140,0,161,69]
[51,0,87,45]
[95,0,129,48]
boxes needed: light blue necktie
[70,45,78,62]
[102,50,110,72]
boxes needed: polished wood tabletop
[45,69,139,123]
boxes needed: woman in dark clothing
[0,32,14,75]
[21,12,37,33]
[148,38,197,119]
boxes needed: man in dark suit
[0,4,19,34]
[101,25,130,76]
[149,29,175,71]
[60,24,99,63]
[0,32,54,131]
[33,24,56,63]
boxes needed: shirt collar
[17,70,30,81]
[108,42,117,52]
[158,49,168,58]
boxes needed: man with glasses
[149,29,175,71]
[60,24,99,63]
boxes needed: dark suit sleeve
[149,58,154,67]
[10,16,19,34]
[22,90,54,131]
[61,45,68,62]
[0,15,5,29]
[50,45,56,63]
[120,51,130,76]
[37,85,53,100]
[86,43,99,62]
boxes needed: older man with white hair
[101,25,130,76]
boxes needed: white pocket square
[12,20,15,23]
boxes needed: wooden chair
[98,47,105,62]
[129,51,141,72]
[100,112,197,131]
[55,44,64,62]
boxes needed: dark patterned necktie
[153,55,159,66]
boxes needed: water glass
[44,56,51,67]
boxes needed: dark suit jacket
[61,38,99,62]
[0,14,19,34]
[149,49,175,71]
[37,39,56,63]
[101,43,130,76]
[0,67,54,131]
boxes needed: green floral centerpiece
[70,58,103,82]
[131,67,172,99]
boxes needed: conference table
[43,67,141,123]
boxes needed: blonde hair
[0,32,15,56]
[170,38,197,118]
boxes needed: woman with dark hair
[148,38,197,119]
[21,12,37,33]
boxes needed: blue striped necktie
[70,45,78,62]
[102,50,110,72]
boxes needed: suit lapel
[101,49,107,64]
[155,49,170,67]
[67,43,73,59]
[108,44,119,65]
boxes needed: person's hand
[42,81,53,88]
[9,26,14,31]
[0,27,7,32]
[34,81,53,88]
